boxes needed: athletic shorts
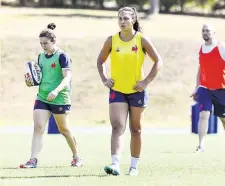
[109,89,148,108]
[34,100,71,114]
[197,87,225,117]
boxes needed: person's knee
[34,123,45,134]
[58,127,70,136]
[130,126,141,136]
[112,124,125,135]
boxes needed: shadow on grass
[0,174,108,179]
[1,166,108,179]
[2,165,70,170]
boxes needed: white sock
[199,139,205,149]
[112,154,120,166]
[131,157,139,169]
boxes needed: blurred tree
[72,0,77,7]
[116,0,127,7]
[185,0,217,7]
[116,0,146,8]
[7,0,223,13]
[180,0,186,12]
[212,0,225,11]
[149,0,159,14]
[160,0,179,12]
[39,0,45,7]
[19,0,27,6]
[52,0,64,7]
[98,0,104,8]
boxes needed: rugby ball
[25,61,42,86]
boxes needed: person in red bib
[191,24,225,152]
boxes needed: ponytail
[133,20,141,32]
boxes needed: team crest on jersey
[116,47,120,52]
[51,62,56,68]
[132,45,138,52]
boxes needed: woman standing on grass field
[97,7,163,176]
[20,23,82,168]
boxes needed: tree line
[3,0,225,15]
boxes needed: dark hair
[118,7,141,32]
[39,23,56,42]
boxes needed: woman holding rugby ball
[20,23,82,168]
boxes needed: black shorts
[34,100,71,114]
[197,87,225,117]
[109,89,148,108]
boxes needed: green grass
[1,7,225,127]
[1,132,225,185]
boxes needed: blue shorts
[197,87,225,117]
[109,89,148,108]
[34,100,71,114]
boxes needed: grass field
[1,130,225,186]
